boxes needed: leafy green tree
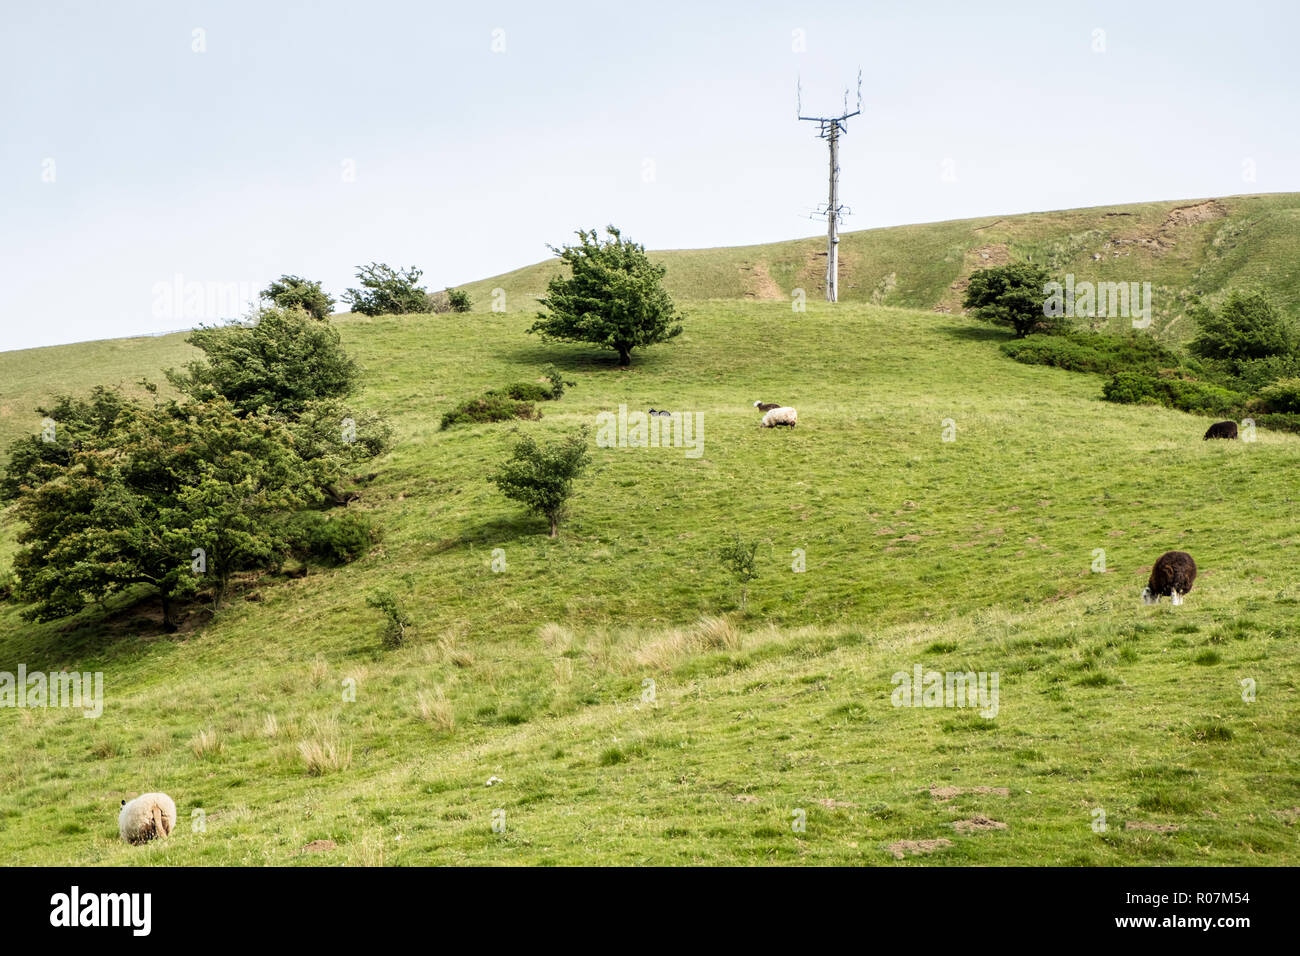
[1189,291,1295,368]
[1,386,133,501]
[11,398,316,629]
[167,306,361,417]
[261,275,336,320]
[447,289,472,313]
[342,263,427,316]
[489,427,592,537]
[717,534,759,611]
[529,226,684,366]
[366,589,413,649]
[963,263,1056,338]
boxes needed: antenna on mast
[796,68,863,303]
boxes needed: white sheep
[118,792,177,845]
[760,406,797,428]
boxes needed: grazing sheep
[1204,421,1238,440]
[118,792,177,845]
[760,406,797,428]
[1142,551,1197,606]
[753,401,783,412]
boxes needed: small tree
[343,263,428,316]
[167,306,361,417]
[529,226,684,366]
[717,535,759,612]
[261,275,335,320]
[963,263,1057,338]
[366,589,413,649]
[489,427,591,537]
[447,289,472,313]
[1189,291,1295,368]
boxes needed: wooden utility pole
[798,71,861,302]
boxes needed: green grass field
[1,197,1298,866]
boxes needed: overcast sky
[2,0,1296,351]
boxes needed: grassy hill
[1,199,1299,865]
[461,192,1300,343]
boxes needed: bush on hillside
[488,427,592,538]
[343,263,428,316]
[283,510,380,566]
[1102,371,1246,416]
[1002,331,1180,376]
[1189,291,1296,368]
[1254,378,1300,414]
[440,395,541,430]
[261,275,335,320]
[167,306,361,417]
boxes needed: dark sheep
[1142,551,1197,606]
[1204,421,1238,440]
[753,402,783,412]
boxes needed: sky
[1,0,1296,352]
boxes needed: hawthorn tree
[342,263,427,316]
[167,306,361,417]
[489,427,591,537]
[11,398,317,629]
[261,275,336,320]
[529,226,683,366]
[962,263,1056,338]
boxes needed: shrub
[1189,291,1296,367]
[367,590,413,649]
[440,395,541,429]
[1254,378,1300,414]
[541,364,573,399]
[492,382,553,402]
[167,306,361,417]
[343,263,427,316]
[284,511,379,565]
[488,427,592,537]
[717,535,759,612]
[447,289,472,313]
[261,275,335,320]
[1102,372,1246,416]
[1002,331,1180,376]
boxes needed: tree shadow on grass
[496,341,674,376]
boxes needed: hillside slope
[460,192,1300,343]
[1,298,1298,865]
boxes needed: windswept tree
[167,306,361,417]
[529,226,684,366]
[1,385,133,501]
[489,427,592,537]
[11,397,317,629]
[342,262,428,316]
[261,275,336,320]
[963,263,1056,338]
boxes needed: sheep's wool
[761,406,797,428]
[119,792,177,845]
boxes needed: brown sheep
[753,401,784,412]
[1142,551,1197,606]
[1204,421,1238,440]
